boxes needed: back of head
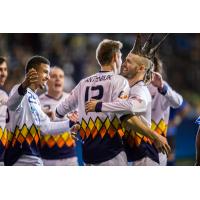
[96,39,123,66]
[25,55,50,74]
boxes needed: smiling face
[121,53,150,80]
[47,67,64,95]
[121,53,140,79]
[36,63,50,90]
[0,61,8,86]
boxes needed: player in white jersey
[56,39,129,165]
[148,56,183,165]
[85,34,171,165]
[4,56,79,166]
[39,67,78,166]
[0,57,8,166]
[56,39,169,166]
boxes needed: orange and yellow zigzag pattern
[151,119,168,137]
[124,129,152,148]
[124,119,168,147]
[0,127,7,147]
[40,133,75,149]
[79,116,125,140]
[7,124,40,147]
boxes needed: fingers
[85,101,96,113]
[159,143,171,155]
[70,124,80,133]
[154,138,171,156]
[68,112,79,122]
[165,143,171,155]
[23,68,39,88]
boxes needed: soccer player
[148,56,183,165]
[56,39,169,166]
[4,56,79,166]
[0,57,8,166]
[39,66,78,166]
[85,34,171,165]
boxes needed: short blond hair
[96,39,123,66]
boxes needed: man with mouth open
[39,66,78,166]
[4,56,79,166]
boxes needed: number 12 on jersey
[85,85,104,102]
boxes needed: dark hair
[96,39,123,66]
[0,57,7,65]
[25,55,50,74]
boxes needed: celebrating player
[39,66,78,166]
[4,56,79,166]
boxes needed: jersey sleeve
[160,82,183,109]
[7,84,24,111]
[101,83,148,115]
[29,101,72,135]
[55,82,79,118]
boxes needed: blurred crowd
[0,33,200,114]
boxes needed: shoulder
[112,74,129,85]
[39,93,47,101]
[0,88,8,98]
[62,92,70,98]
[9,84,20,96]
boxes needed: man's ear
[138,64,145,72]
[112,52,117,63]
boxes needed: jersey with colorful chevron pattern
[39,93,76,159]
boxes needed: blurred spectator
[167,101,191,165]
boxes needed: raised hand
[22,68,39,89]
[151,71,164,90]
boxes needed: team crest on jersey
[118,91,128,99]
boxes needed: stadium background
[0,33,199,165]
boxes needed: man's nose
[46,74,50,81]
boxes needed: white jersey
[0,89,8,161]
[56,71,130,164]
[39,92,76,160]
[100,80,158,163]
[148,82,183,137]
[5,84,72,165]
[101,80,152,126]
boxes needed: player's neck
[101,65,113,72]
[128,73,144,86]
[29,84,37,92]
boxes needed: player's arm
[55,83,79,118]
[85,85,148,114]
[122,115,171,155]
[85,75,132,114]
[40,119,80,135]
[152,72,183,108]
[85,95,147,114]
[7,69,38,111]
[31,103,80,135]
